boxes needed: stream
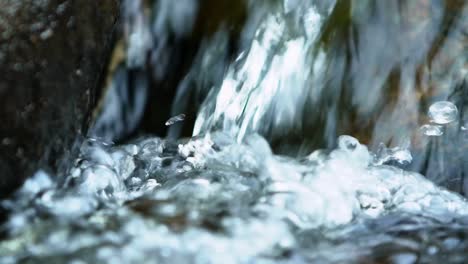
[1,0,468,263]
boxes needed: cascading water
[1,0,468,263]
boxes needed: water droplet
[165,114,186,126]
[420,124,443,136]
[428,101,458,124]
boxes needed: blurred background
[91,0,468,192]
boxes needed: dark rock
[0,0,119,197]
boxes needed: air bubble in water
[428,101,458,125]
[420,124,443,136]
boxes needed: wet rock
[0,0,119,197]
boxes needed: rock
[0,0,119,197]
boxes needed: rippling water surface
[2,0,468,263]
[2,134,468,263]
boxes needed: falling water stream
[1,0,468,263]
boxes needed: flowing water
[2,0,468,263]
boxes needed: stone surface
[0,0,119,197]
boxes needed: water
[166,114,186,126]
[428,101,459,125]
[374,143,413,166]
[419,101,460,136]
[2,134,468,263]
[2,0,468,263]
[420,124,444,137]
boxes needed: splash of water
[194,1,329,142]
[2,0,468,263]
[2,133,468,263]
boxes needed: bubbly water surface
[2,0,468,263]
[2,134,468,263]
